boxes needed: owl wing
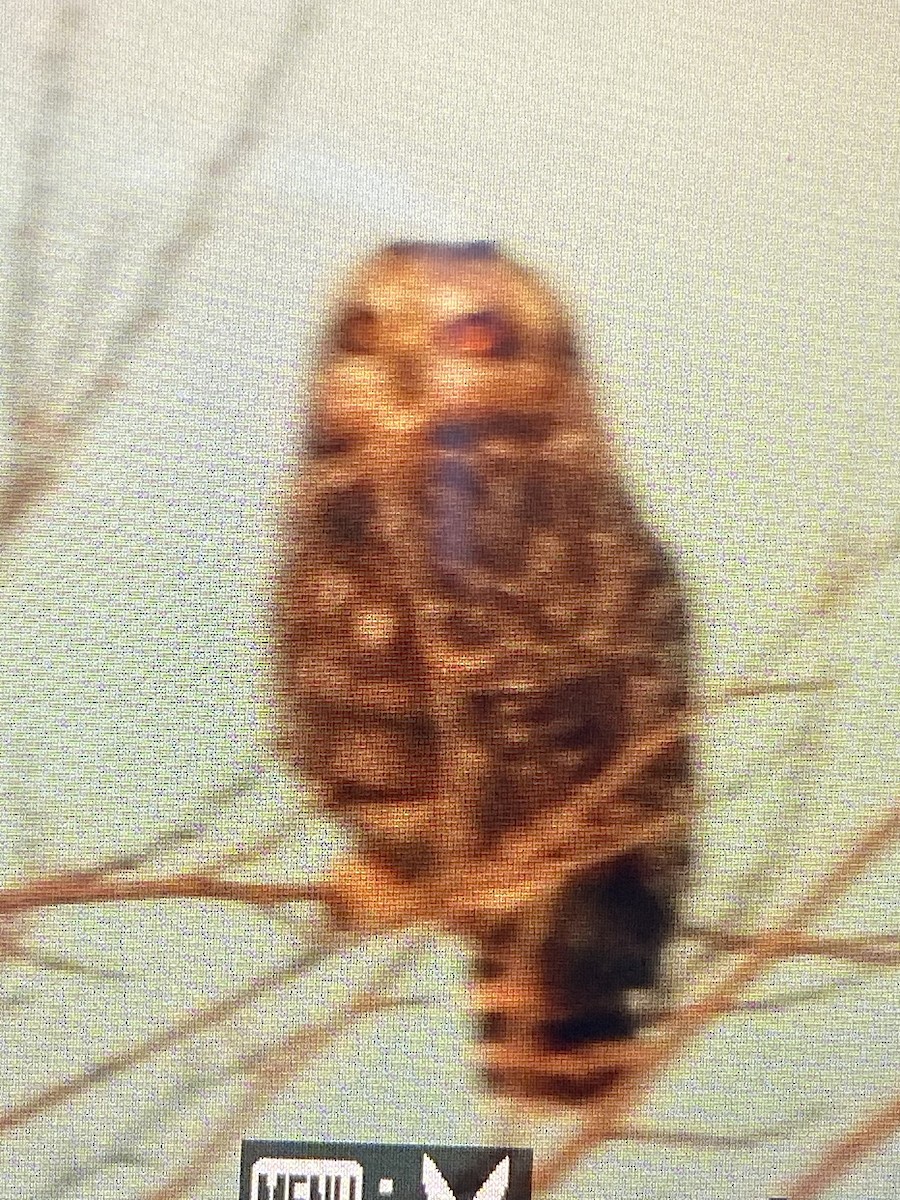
[271,452,448,929]
[432,419,692,886]
[454,426,692,1101]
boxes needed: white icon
[378,1179,394,1196]
[421,1153,510,1200]
[250,1156,363,1199]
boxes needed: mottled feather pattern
[273,242,692,1101]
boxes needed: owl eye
[335,305,379,354]
[439,310,521,359]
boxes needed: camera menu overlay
[240,1141,533,1200]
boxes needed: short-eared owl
[273,242,692,1102]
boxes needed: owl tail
[471,852,678,1103]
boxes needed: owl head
[311,242,592,454]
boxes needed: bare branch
[4,3,82,420]
[0,2,313,546]
[0,933,345,1135]
[682,925,900,966]
[0,870,328,916]
[533,800,900,1194]
[781,1090,900,1200]
[63,3,312,442]
[135,940,424,1200]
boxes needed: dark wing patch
[540,854,675,1046]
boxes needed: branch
[681,925,900,966]
[135,940,424,1200]
[0,2,313,546]
[0,871,328,915]
[533,799,900,1194]
[0,935,344,1135]
[4,4,81,420]
[781,1090,900,1200]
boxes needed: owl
[272,242,692,1103]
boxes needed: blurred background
[0,2,897,1197]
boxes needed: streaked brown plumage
[272,242,692,1102]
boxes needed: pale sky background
[0,2,897,1198]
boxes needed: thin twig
[706,676,838,704]
[681,925,900,966]
[4,3,81,420]
[61,0,312,443]
[0,933,345,1134]
[0,871,328,915]
[0,2,312,545]
[137,939,424,1200]
[781,1090,900,1200]
[533,800,900,1193]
